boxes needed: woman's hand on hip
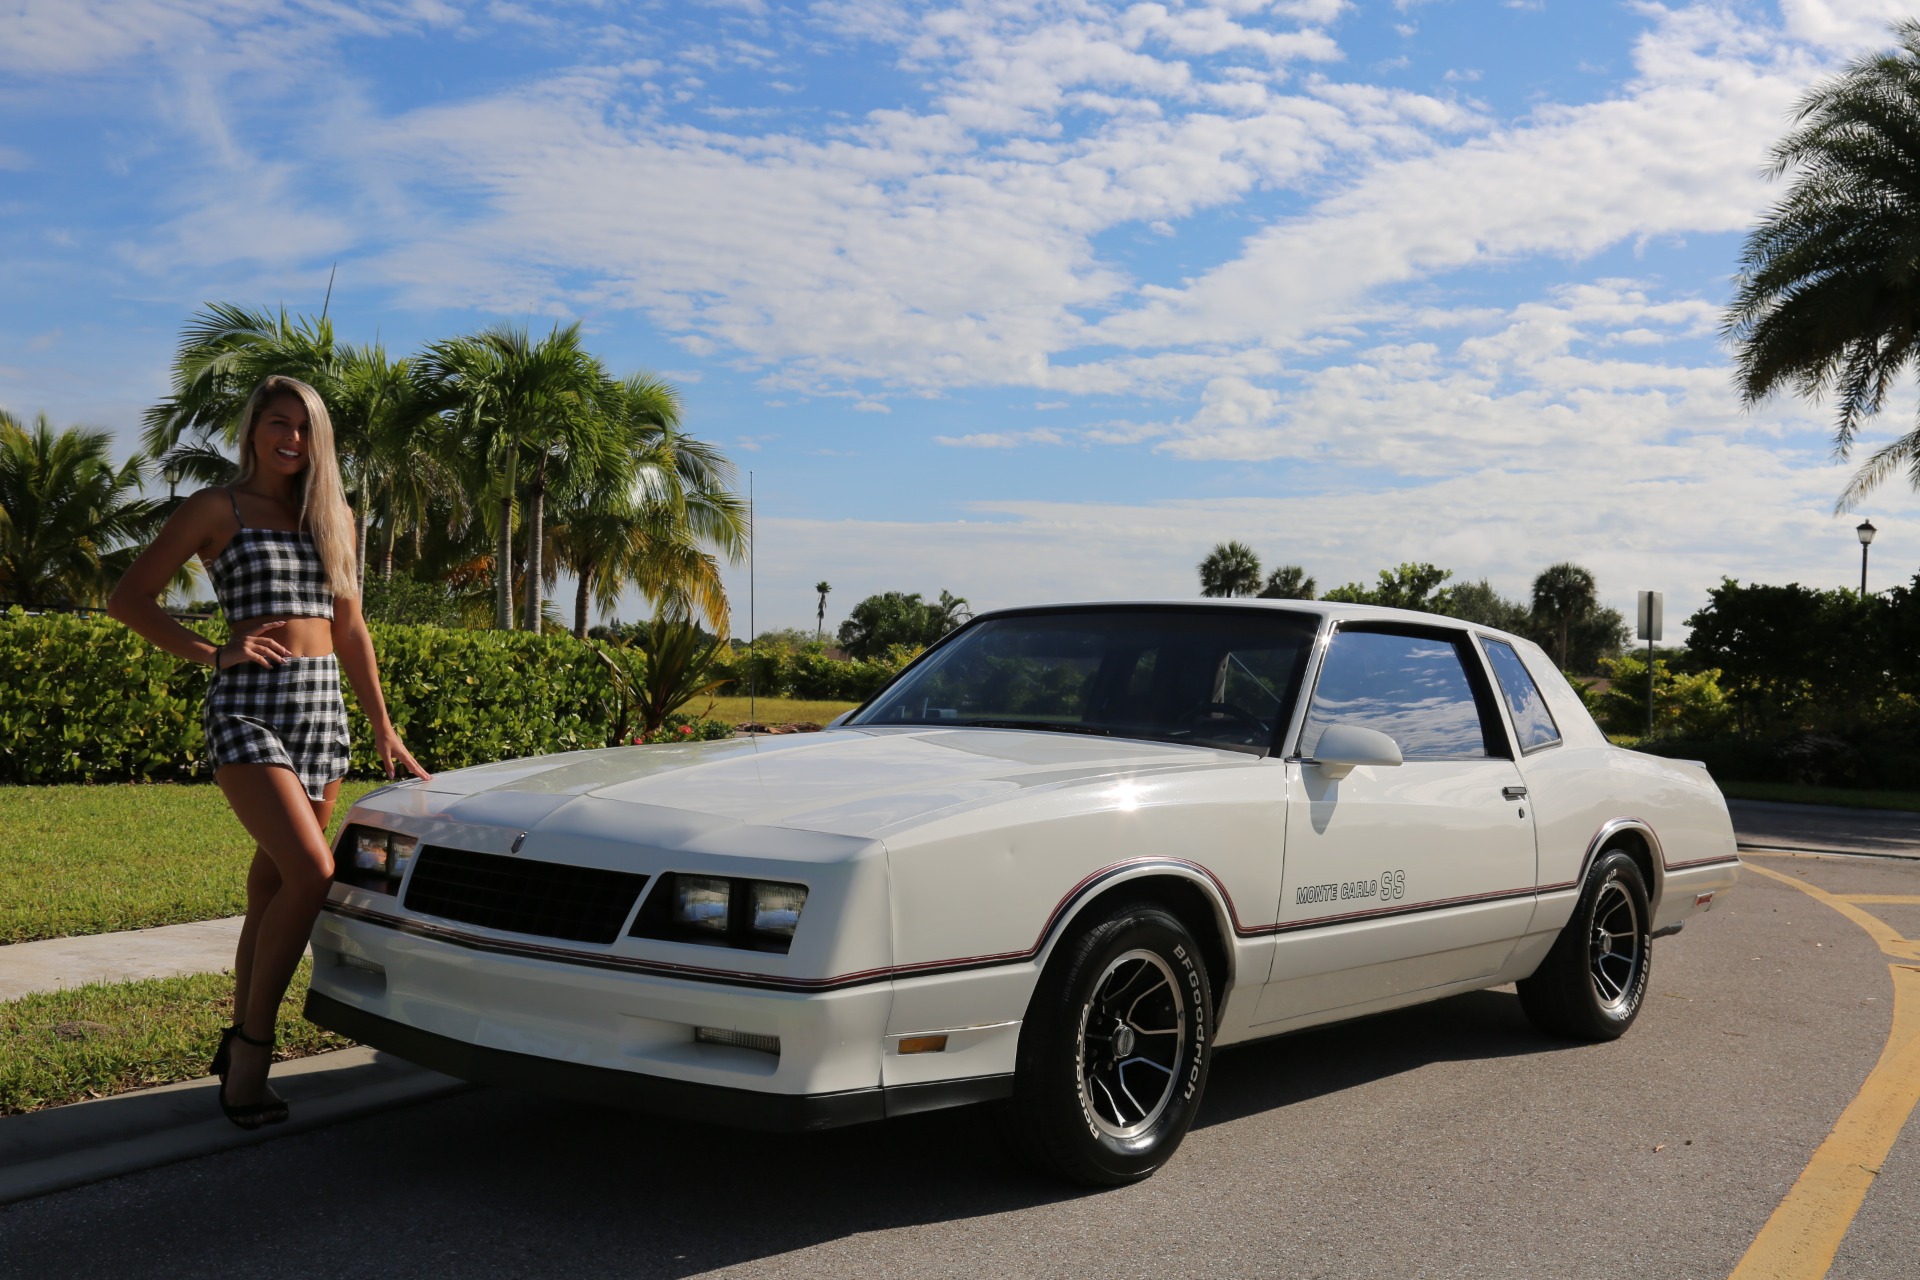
[375,723,431,781]
[220,619,291,669]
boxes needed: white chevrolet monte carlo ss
[308,601,1741,1184]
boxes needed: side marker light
[897,1035,949,1055]
[1695,892,1715,909]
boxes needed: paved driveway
[3,850,1914,1279]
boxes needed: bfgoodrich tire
[1007,901,1213,1186]
[1516,849,1652,1040]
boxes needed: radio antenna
[748,470,756,732]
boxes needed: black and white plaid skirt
[203,655,350,801]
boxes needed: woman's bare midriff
[234,615,336,657]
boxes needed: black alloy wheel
[1007,900,1213,1186]
[1516,849,1652,1040]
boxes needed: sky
[4,0,1920,637]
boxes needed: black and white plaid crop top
[206,488,335,622]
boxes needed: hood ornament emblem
[510,831,528,854]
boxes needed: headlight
[673,875,732,933]
[633,874,810,953]
[750,881,808,940]
[337,825,419,894]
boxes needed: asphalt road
[4,851,1914,1279]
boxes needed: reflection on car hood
[408,726,1244,838]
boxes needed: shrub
[711,641,914,701]
[0,608,221,784]
[0,610,734,784]
[1594,653,1732,739]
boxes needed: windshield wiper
[949,718,1117,737]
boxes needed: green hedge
[0,610,221,784]
[1638,734,1920,790]
[0,609,732,784]
[715,644,912,701]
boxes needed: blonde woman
[110,375,428,1128]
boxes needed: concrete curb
[1738,842,1920,862]
[0,1047,469,1206]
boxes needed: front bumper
[305,991,1011,1131]
[307,905,1012,1131]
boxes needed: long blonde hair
[232,375,359,599]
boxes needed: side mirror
[1306,724,1403,780]
[826,710,853,729]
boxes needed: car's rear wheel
[1516,849,1651,1040]
[1007,901,1213,1186]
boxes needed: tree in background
[837,589,971,659]
[1198,541,1262,597]
[1726,21,1920,510]
[1683,578,1902,738]
[419,323,623,631]
[1531,562,1598,668]
[0,413,169,607]
[330,342,444,592]
[1258,565,1315,599]
[548,381,747,639]
[1324,562,1452,611]
[1436,579,1531,632]
[815,580,831,640]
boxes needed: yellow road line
[1730,862,1920,1279]
[1742,863,1920,963]
[1836,894,1920,906]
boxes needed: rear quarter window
[1481,637,1561,752]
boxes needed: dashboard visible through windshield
[849,606,1320,754]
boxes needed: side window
[1300,629,1489,760]
[1481,638,1562,752]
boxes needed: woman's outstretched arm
[332,592,430,780]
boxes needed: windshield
[848,607,1319,754]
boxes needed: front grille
[403,847,648,944]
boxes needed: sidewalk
[0,916,244,1001]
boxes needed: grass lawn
[702,695,860,725]
[0,781,382,944]
[0,958,350,1115]
[1716,780,1920,813]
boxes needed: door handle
[1503,785,1528,800]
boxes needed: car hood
[399,726,1246,839]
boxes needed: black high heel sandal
[217,1027,290,1130]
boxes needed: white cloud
[933,427,1067,447]
[1090,7,1819,354]
[0,1,464,76]
[1779,0,1914,50]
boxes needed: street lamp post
[1857,518,1877,597]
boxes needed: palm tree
[1258,565,1316,599]
[1198,541,1262,598]
[1,412,168,607]
[1531,562,1598,668]
[815,581,831,640]
[330,343,443,590]
[1726,20,1920,507]
[546,375,747,637]
[419,324,618,629]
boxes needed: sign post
[1636,591,1663,740]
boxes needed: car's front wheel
[1516,849,1652,1040]
[1007,901,1213,1186]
